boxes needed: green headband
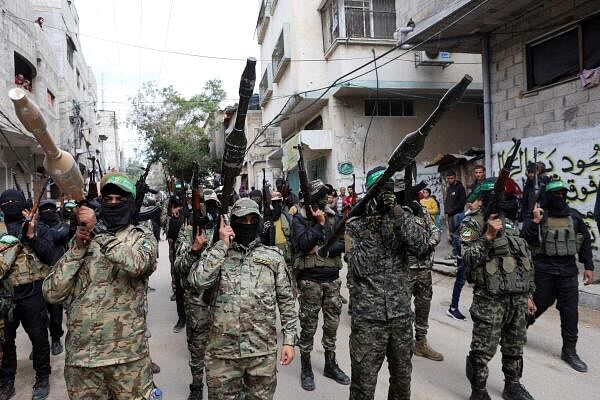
[366,169,386,190]
[104,175,137,199]
[545,179,568,192]
[466,180,495,203]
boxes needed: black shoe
[170,293,176,301]
[51,339,63,356]
[173,319,186,333]
[447,307,466,321]
[561,349,588,372]
[470,388,491,400]
[151,362,161,374]
[300,353,315,391]
[188,384,203,400]
[502,380,534,400]
[32,375,50,400]
[0,380,15,400]
[340,295,348,304]
[323,350,350,385]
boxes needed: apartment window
[66,35,76,68]
[272,24,291,82]
[47,89,55,108]
[365,99,415,117]
[526,14,600,90]
[255,0,271,44]
[14,52,36,92]
[321,0,396,50]
[259,64,273,105]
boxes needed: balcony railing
[256,0,271,44]
[272,24,291,83]
[321,0,396,51]
[259,64,273,106]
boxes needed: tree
[128,79,226,182]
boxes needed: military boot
[300,353,315,391]
[502,380,534,400]
[187,383,203,400]
[0,380,15,400]
[561,348,588,372]
[323,350,350,385]
[414,338,444,361]
[466,355,490,400]
[31,375,50,400]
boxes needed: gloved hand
[380,193,397,210]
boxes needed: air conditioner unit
[415,50,454,68]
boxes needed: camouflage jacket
[407,207,441,269]
[188,240,297,359]
[0,241,48,287]
[174,225,214,306]
[42,224,157,368]
[346,205,431,321]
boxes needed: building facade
[254,0,484,196]
[400,0,600,256]
[0,0,117,197]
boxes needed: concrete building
[97,110,121,171]
[400,0,600,256]
[0,0,113,197]
[254,0,484,196]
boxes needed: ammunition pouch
[294,253,342,270]
[483,233,532,295]
[536,216,578,257]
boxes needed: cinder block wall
[489,0,600,143]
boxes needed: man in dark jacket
[523,178,595,372]
[444,171,466,242]
[36,200,70,356]
[292,180,350,391]
[167,198,186,333]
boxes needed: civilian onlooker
[336,187,346,212]
[343,185,357,216]
[468,165,486,194]
[444,171,466,241]
[420,188,439,225]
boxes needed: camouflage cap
[271,191,283,201]
[100,172,136,199]
[545,178,568,192]
[231,198,260,218]
[203,189,220,205]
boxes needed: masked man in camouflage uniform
[43,173,157,400]
[188,198,297,400]
[174,189,220,400]
[346,167,432,400]
[460,178,535,400]
[291,179,350,391]
[0,189,51,400]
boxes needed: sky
[75,0,261,161]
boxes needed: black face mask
[541,191,569,217]
[101,199,135,233]
[231,220,258,247]
[499,199,519,221]
[39,210,60,226]
[1,202,25,224]
[272,202,282,220]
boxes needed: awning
[425,149,484,169]
[400,0,541,53]
[332,80,483,97]
[282,130,333,171]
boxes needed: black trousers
[532,271,579,349]
[0,281,51,382]
[46,302,64,341]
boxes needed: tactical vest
[294,213,342,270]
[2,244,48,287]
[534,216,581,257]
[275,213,295,265]
[0,241,15,320]
[466,213,533,295]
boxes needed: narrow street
[7,239,599,399]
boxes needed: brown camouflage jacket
[42,224,157,367]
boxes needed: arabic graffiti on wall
[493,127,600,257]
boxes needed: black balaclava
[498,194,519,221]
[231,217,259,247]
[39,208,60,227]
[272,200,283,221]
[100,184,135,233]
[0,189,26,235]
[540,190,569,217]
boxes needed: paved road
[11,239,600,399]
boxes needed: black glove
[406,200,424,218]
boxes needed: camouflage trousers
[184,296,210,384]
[297,278,342,354]
[350,317,413,400]
[205,353,277,400]
[408,269,433,341]
[468,290,528,385]
[64,356,154,400]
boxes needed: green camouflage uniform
[346,205,431,400]
[407,208,441,341]
[43,225,157,400]
[460,210,535,389]
[174,225,213,387]
[188,239,297,400]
